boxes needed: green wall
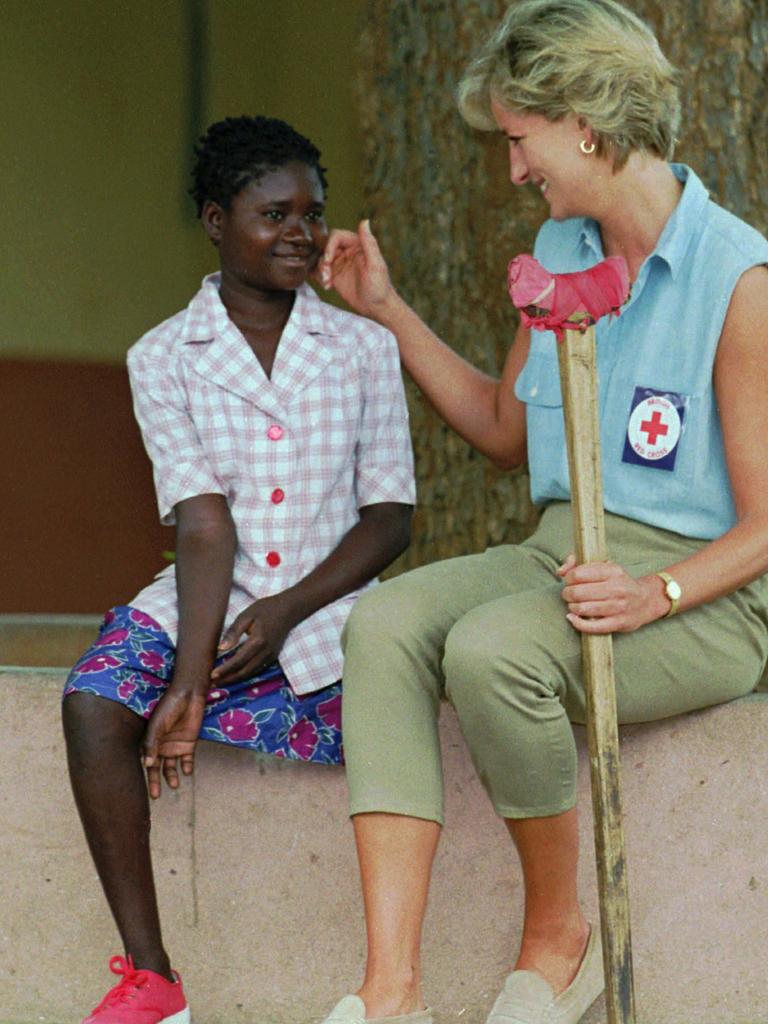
[1,0,364,363]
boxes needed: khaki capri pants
[341,503,768,824]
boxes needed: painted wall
[1,0,365,612]
[1,0,365,364]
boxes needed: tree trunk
[358,0,767,571]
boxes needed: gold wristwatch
[655,571,682,618]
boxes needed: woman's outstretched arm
[321,221,530,470]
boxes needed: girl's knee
[62,690,97,735]
[62,691,144,753]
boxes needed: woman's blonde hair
[457,0,681,169]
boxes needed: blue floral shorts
[63,606,343,765]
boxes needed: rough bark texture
[358,0,767,572]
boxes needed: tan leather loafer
[321,994,434,1023]
[486,926,604,1024]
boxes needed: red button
[267,425,284,441]
[266,551,281,568]
[271,488,285,504]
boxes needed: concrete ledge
[1,669,767,1024]
[0,614,102,669]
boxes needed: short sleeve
[353,324,416,509]
[127,346,226,525]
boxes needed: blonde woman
[318,2,768,1022]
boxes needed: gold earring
[579,139,596,155]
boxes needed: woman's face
[204,161,328,293]
[491,100,599,221]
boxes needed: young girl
[63,115,415,1024]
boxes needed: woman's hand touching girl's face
[319,219,397,319]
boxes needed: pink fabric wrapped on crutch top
[507,254,630,339]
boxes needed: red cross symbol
[640,410,668,445]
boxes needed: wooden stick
[557,323,637,1024]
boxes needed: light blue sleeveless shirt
[514,164,768,539]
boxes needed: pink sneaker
[82,956,190,1024]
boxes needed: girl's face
[204,161,328,293]
[491,100,601,221]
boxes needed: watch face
[667,580,682,600]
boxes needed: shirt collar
[178,274,229,343]
[578,218,603,259]
[178,274,340,344]
[651,164,709,279]
[289,278,342,337]
[578,163,709,281]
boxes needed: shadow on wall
[1,360,173,614]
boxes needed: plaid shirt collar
[177,274,341,415]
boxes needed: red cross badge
[622,387,688,472]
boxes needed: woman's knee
[343,570,451,654]
[342,585,399,650]
[442,603,567,713]
[442,604,523,688]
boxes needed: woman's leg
[505,810,589,993]
[342,547,554,823]
[353,813,441,1017]
[444,588,591,994]
[339,548,551,1016]
[443,544,768,997]
[62,692,173,980]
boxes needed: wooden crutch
[509,255,636,1024]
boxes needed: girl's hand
[318,220,397,319]
[557,555,668,633]
[211,594,297,686]
[141,689,207,800]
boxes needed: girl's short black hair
[190,115,328,217]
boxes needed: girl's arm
[560,265,768,633]
[321,221,530,470]
[141,493,236,797]
[212,501,412,685]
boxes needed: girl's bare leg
[505,807,590,993]
[63,692,173,979]
[352,812,441,1018]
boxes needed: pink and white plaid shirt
[127,275,415,695]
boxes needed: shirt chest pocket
[187,384,270,484]
[292,368,363,464]
[514,352,569,491]
[606,374,710,505]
